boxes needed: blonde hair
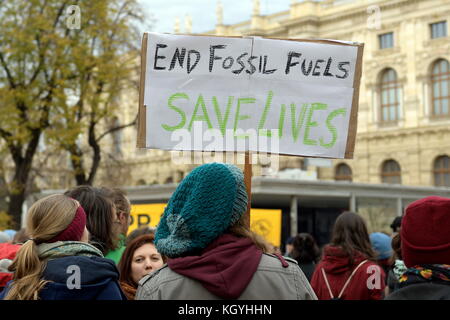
[5,194,79,300]
[227,214,271,253]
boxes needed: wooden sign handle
[243,152,252,228]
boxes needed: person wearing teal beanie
[155,162,248,258]
[136,162,317,300]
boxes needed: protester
[386,196,450,300]
[136,163,316,300]
[0,242,21,292]
[284,236,295,256]
[0,232,10,244]
[126,226,155,246]
[390,216,402,235]
[98,187,131,264]
[12,228,29,244]
[370,232,393,277]
[386,233,406,294]
[0,194,126,300]
[311,211,385,300]
[65,185,118,256]
[118,234,165,300]
[3,230,16,242]
[289,233,320,282]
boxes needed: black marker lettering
[285,51,302,74]
[187,50,201,74]
[209,45,226,72]
[263,55,277,74]
[154,43,167,70]
[324,57,334,77]
[246,56,258,75]
[232,52,248,74]
[222,56,234,69]
[301,60,313,76]
[312,59,325,76]
[169,47,187,71]
[336,61,350,79]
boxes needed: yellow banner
[129,204,282,247]
[129,203,166,232]
[250,209,282,247]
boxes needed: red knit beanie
[401,196,450,268]
[47,205,87,243]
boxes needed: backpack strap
[337,259,368,299]
[321,259,368,300]
[321,268,335,299]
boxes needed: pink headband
[47,205,87,243]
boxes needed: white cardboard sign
[138,32,363,159]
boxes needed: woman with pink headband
[0,194,126,300]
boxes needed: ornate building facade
[30,0,450,240]
[95,0,450,190]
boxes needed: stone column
[290,196,298,237]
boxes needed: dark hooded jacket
[386,264,450,300]
[136,233,317,300]
[310,245,385,300]
[1,251,126,300]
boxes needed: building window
[379,32,394,49]
[379,69,400,123]
[164,176,173,184]
[434,155,450,187]
[381,160,401,184]
[431,21,448,39]
[136,179,147,186]
[431,59,450,117]
[335,163,352,182]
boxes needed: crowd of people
[0,162,449,300]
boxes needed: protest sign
[137,32,363,159]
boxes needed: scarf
[398,264,450,288]
[120,281,136,300]
[37,241,104,260]
[393,259,407,280]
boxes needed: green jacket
[105,234,126,265]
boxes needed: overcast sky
[137,0,294,34]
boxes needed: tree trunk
[7,128,42,227]
[8,190,26,229]
[8,158,35,228]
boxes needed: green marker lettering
[290,103,308,142]
[304,103,327,146]
[188,94,213,131]
[320,108,347,148]
[258,90,274,137]
[233,97,254,133]
[278,104,286,138]
[161,93,188,131]
[212,95,234,136]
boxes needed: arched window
[381,160,401,184]
[431,59,450,117]
[379,69,400,123]
[136,179,146,186]
[164,176,174,184]
[176,170,184,182]
[335,163,352,182]
[434,155,450,187]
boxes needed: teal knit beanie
[155,163,248,258]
